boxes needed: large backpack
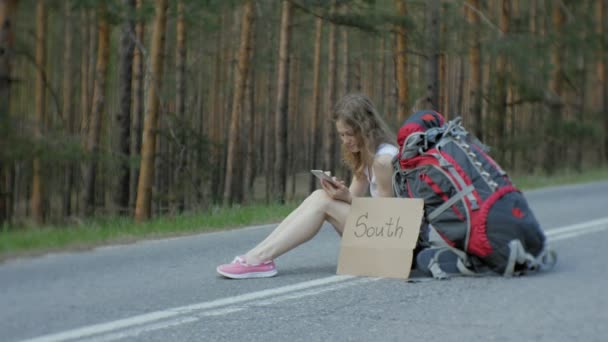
[392,110,556,277]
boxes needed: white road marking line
[252,277,378,307]
[20,275,356,342]
[87,316,200,342]
[200,306,245,317]
[548,225,608,242]
[19,218,608,342]
[545,217,608,238]
[84,277,377,342]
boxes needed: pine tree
[135,0,168,222]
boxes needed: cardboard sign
[337,197,424,279]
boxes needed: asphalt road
[1,181,607,342]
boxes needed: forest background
[0,0,607,234]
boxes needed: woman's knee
[305,189,332,208]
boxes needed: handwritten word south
[353,213,405,239]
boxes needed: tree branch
[13,47,64,129]
[463,2,503,36]
[286,0,379,33]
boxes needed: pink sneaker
[216,256,278,279]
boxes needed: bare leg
[245,190,351,264]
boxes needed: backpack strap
[431,152,480,211]
[428,224,484,279]
[504,240,558,277]
[455,258,478,276]
[428,256,449,280]
[426,246,479,279]
[427,184,475,222]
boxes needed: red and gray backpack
[392,110,556,277]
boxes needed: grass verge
[0,202,298,261]
[512,167,608,190]
[1,167,607,261]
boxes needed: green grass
[0,202,299,261]
[512,167,608,190]
[1,167,607,261]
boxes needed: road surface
[1,181,607,342]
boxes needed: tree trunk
[338,4,350,181]
[439,16,446,115]
[394,0,408,122]
[456,55,465,117]
[114,0,135,215]
[264,21,275,203]
[79,10,97,141]
[466,0,482,140]
[31,0,46,224]
[209,24,223,204]
[264,68,273,202]
[603,0,608,163]
[308,17,323,193]
[61,0,75,218]
[87,11,97,119]
[441,62,450,117]
[379,36,386,118]
[494,0,510,164]
[134,0,168,222]
[354,56,362,92]
[599,0,608,161]
[425,0,440,110]
[82,4,110,217]
[323,1,337,174]
[79,9,90,146]
[0,0,16,121]
[543,1,564,175]
[509,0,520,171]
[217,11,233,203]
[129,0,144,210]
[604,0,608,163]
[223,0,254,206]
[0,0,17,224]
[288,52,301,200]
[243,19,258,204]
[274,0,292,204]
[194,52,206,206]
[384,41,392,118]
[521,0,537,172]
[339,5,349,98]
[153,113,166,215]
[575,40,586,172]
[243,61,256,203]
[172,0,187,212]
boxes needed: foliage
[3,0,607,226]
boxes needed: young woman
[216,93,399,279]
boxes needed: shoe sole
[216,267,278,279]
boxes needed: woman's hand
[321,177,352,204]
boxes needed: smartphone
[310,170,338,186]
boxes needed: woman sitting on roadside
[216,93,399,279]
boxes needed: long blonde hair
[333,93,396,178]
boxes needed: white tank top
[364,143,399,197]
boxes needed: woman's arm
[349,173,369,198]
[372,154,395,198]
[320,172,368,204]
